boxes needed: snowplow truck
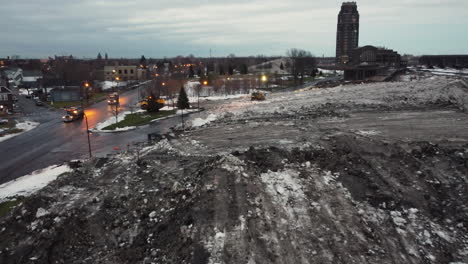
[251,91,266,101]
[107,92,119,105]
[62,107,84,122]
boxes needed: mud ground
[1,77,467,264]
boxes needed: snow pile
[318,68,343,75]
[191,114,218,127]
[0,165,71,202]
[159,106,176,111]
[0,120,39,143]
[202,76,468,120]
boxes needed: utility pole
[197,84,200,110]
[84,113,92,158]
[115,103,118,124]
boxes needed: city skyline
[1,0,467,58]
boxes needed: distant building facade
[21,70,43,88]
[50,86,81,102]
[336,2,359,64]
[343,46,403,81]
[103,66,147,81]
[348,46,401,66]
[419,55,468,68]
[0,86,14,112]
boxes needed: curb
[91,108,204,134]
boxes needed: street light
[261,75,268,89]
[115,76,120,91]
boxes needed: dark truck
[62,106,84,122]
[107,92,119,105]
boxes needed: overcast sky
[1,0,467,58]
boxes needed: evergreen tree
[97,53,102,60]
[177,86,190,109]
[188,65,195,78]
[140,55,147,67]
[311,69,317,78]
[228,65,234,75]
[105,53,108,60]
[219,65,225,75]
[280,62,284,70]
[197,68,202,77]
[241,64,248,74]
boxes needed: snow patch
[191,114,218,127]
[355,130,381,136]
[0,120,39,143]
[0,165,72,202]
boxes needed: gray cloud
[1,0,467,58]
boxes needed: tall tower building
[336,2,359,64]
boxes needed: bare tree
[286,48,317,84]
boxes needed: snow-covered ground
[0,165,71,202]
[0,120,39,143]
[415,66,468,76]
[185,76,468,128]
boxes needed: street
[0,86,183,184]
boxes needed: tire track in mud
[1,135,467,264]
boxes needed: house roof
[22,70,43,77]
[0,86,12,94]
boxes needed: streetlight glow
[261,75,267,82]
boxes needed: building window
[124,69,128,74]
[130,69,134,74]
[118,70,122,74]
[0,94,8,101]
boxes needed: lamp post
[115,76,120,89]
[84,81,90,105]
[84,113,92,158]
[261,75,267,90]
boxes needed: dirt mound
[1,134,467,263]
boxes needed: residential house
[0,86,14,112]
[50,86,81,102]
[0,67,23,87]
[21,70,43,88]
[103,66,147,81]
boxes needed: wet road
[0,87,183,184]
